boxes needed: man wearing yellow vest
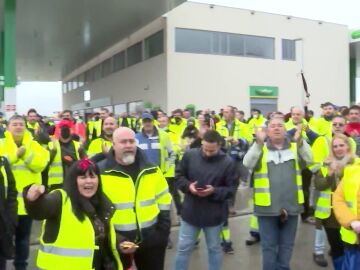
[315,102,337,140]
[333,161,360,270]
[158,115,182,217]
[88,116,118,159]
[87,108,109,142]
[135,113,176,176]
[25,108,40,137]
[216,105,252,253]
[98,127,172,270]
[243,117,313,270]
[119,112,136,131]
[47,119,85,190]
[247,109,267,134]
[169,109,187,138]
[0,115,49,270]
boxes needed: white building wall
[166,2,349,116]
[71,55,168,111]
[63,18,168,112]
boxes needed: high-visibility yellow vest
[26,121,40,133]
[314,166,332,219]
[0,130,49,215]
[247,116,267,134]
[101,166,171,241]
[216,119,253,144]
[253,143,304,206]
[163,130,181,178]
[118,117,135,129]
[285,119,309,140]
[87,138,112,158]
[249,215,259,232]
[37,189,122,270]
[315,158,360,219]
[314,118,332,140]
[169,118,187,137]
[309,135,356,173]
[339,164,360,244]
[47,140,80,187]
[87,120,102,141]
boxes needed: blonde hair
[330,134,355,161]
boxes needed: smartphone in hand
[195,183,207,191]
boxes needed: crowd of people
[1,102,360,269]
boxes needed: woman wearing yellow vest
[0,156,17,268]
[314,134,357,269]
[333,156,360,269]
[24,159,123,270]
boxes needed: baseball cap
[141,113,154,120]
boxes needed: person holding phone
[173,130,238,270]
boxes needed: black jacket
[97,148,171,248]
[0,157,17,259]
[176,148,238,227]
[24,188,119,270]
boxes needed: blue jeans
[174,220,223,270]
[314,227,326,254]
[258,215,298,270]
[14,215,32,270]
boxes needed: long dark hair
[63,159,107,221]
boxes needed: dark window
[127,42,142,67]
[250,98,278,116]
[113,51,125,72]
[144,31,164,59]
[93,64,102,81]
[102,58,112,77]
[85,69,94,84]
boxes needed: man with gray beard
[98,127,172,270]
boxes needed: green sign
[250,86,278,97]
[352,29,360,39]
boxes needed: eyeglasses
[332,123,345,127]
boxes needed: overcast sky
[192,0,360,29]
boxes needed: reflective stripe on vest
[40,245,94,257]
[315,189,332,219]
[36,189,122,269]
[48,140,80,187]
[114,202,135,210]
[340,166,360,244]
[253,143,304,206]
[102,166,167,235]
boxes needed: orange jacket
[333,181,360,229]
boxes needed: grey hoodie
[243,138,313,216]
